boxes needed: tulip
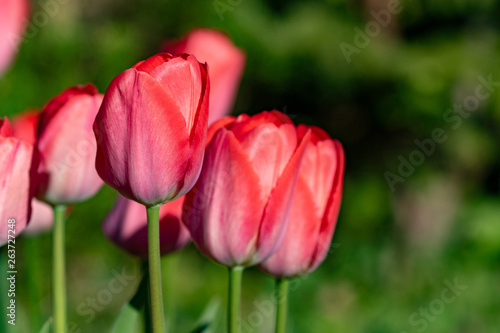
[259,125,344,333]
[0,0,29,76]
[103,195,190,258]
[94,53,209,206]
[34,84,104,333]
[163,28,245,124]
[0,117,34,246]
[35,84,104,205]
[94,53,209,333]
[12,110,53,235]
[259,125,345,278]
[183,111,310,333]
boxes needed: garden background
[1,0,499,332]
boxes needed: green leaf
[110,303,142,333]
[110,268,148,333]
[38,318,52,333]
[190,298,222,333]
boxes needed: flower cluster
[1,14,344,333]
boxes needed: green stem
[53,205,67,333]
[228,266,243,333]
[275,278,290,333]
[146,205,164,333]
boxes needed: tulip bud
[259,125,345,278]
[0,117,34,245]
[163,29,245,124]
[183,111,310,267]
[0,0,29,76]
[11,111,53,235]
[103,195,190,258]
[35,84,104,205]
[94,53,210,206]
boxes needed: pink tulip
[35,84,104,205]
[103,195,190,258]
[163,29,245,124]
[94,53,210,206]
[259,125,345,278]
[0,117,34,245]
[0,0,29,76]
[183,111,310,267]
[11,111,53,235]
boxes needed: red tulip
[103,195,190,258]
[259,125,345,278]
[183,111,310,267]
[0,0,29,76]
[11,111,53,235]
[94,53,210,206]
[163,29,245,124]
[0,117,34,245]
[35,84,104,205]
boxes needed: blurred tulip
[0,0,29,76]
[0,117,34,246]
[103,195,190,258]
[35,84,104,205]
[163,28,246,124]
[259,125,345,278]
[183,111,310,267]
[94,53,210,206]
[11,111,54,235]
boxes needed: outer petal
[237,122,297,202]
[306,140,345,273]
[183,129,265,266]
[94,69,190,205]
[259,175,320,277]
[147,55,203,132]
[0,137,33,245]
[251,130,311,265]
[177,59,210,199]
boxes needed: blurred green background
[1,0,500,332]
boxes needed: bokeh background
[1,0,500,332]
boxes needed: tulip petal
[184,129,265,266]
[307,140,345,272]
[0,138,32,245]
[237,122,297,202]
[95,69,190,205]
[252,130,311,265]
[260,175,321,277]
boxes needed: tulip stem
[228,266,243,333]
[275,278,290,333]
[146,205,164,333]
[53,204,67,333]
